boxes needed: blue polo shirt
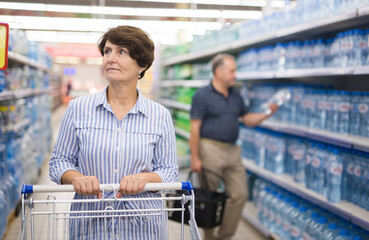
[190,82,249,143]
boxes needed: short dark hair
[211,53,235,75]
[98,25,155,79]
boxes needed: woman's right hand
[72,175,102,199]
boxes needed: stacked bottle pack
[240,126,369,207]
[243,83,369,138]
[252,176,369,240]
[237,28,369,72]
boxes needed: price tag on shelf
[0,23,9,71]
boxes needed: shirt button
[114,169,119,174]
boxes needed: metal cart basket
[21,182,201,240]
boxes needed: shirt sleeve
[152,108,178,183]
[238,92,249,116]
[49,100,80,184]
[190,89,206,120]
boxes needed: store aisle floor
[3,104,267,240]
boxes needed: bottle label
[269,211,275,221]
[359,104,368,114]
[302,232,312,240]
[289,145,296,155]
[294,94,302,102]
[354,166,361,177]
[330,163,343,175]
[283,221,290,231]
[293,150,304,160]
[347,164,354,174]
[306,155,311,164]
[312,157,321,168]
[290,225,301,237]
[339,102,351,112]
[318,102,325,110]
[325,102,332,111]
[268,144,277,152]
[276,215,282,226]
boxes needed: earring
[138,71,142,78]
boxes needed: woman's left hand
[116,174,149,198]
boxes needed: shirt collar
[95,85,148,117]
[209,81,234,96]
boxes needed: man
[190,53,278,240]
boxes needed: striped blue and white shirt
[49,85,178,239]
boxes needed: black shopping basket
[167,168,228,229]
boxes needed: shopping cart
[21,182,201,240]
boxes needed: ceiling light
[0,2,262,20]
[5,15,221,33]
[120,0,287,7]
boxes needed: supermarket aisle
[3,104,266,240]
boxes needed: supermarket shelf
[159,98,191,111]
[161,79,210,88]
[8,51,49,71]
[174,127,190,139]
[163,9,367,66]
[242,158,369,231]
[237,66,369,80]
[352,136,369,152]
[242,201,281,240]
[0,88,50,101]
[260,120,352,148]
[3,118,31,133]
[260,120,369,152]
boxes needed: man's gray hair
[211,53,235,74]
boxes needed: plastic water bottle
[266,133,285,174]
[340,148,351,201]
[337,91,351,134]
[293,139,307,183]
[302,213,320,240]
[273,194,286,236]
[352,151,363,206]
[312,216,328,239]
[327,91,340,133]
[327,148,343,203]
[350,29,363,67]
[359,153,368,209]
[360,92,369,138]
[281,201,298,240]
[312,38,327,68]
[290,206,309,240]
[317,90,328,130]
[288,203,302,240]
[323,223,340,240]
[286,137,296,176]
[305,142,316,190]
[254,130,266,168]
[260,88,291,116]
[350,91,362,136]
[267,190,279,231]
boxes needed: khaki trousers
[199,138,248,240]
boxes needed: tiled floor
[3,104,267,240]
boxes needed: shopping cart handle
[22,181,193,194]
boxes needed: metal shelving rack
[159,5,369,235]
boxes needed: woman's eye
[120,49,126,55]
[104,49,110,55]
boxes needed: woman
[49,25,178,239]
